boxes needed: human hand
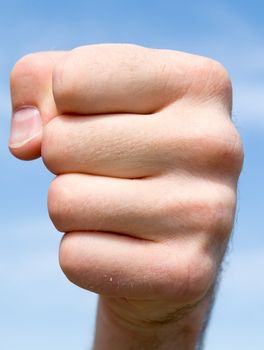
[9,44,243,349]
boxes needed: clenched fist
[9,44,243,350]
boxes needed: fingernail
[9,107,42,148]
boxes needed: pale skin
[9,44,243,349]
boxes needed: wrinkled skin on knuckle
[193,125,243,178]
[157,109,243,179]
[152,186,236,304]
[156,180,236,245]
[205,59,232,104]
[193,187,237,244]
[146,242,218,305]
[133,124,240,240]
[188,57,233,110]
[175,250,217,304]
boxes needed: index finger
[52,44,225,115]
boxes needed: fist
[10,44,243,324]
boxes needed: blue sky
[0,1,263,349]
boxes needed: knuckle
[227,127,244,170]
[160,182,236,239]
[197,186,236,238]
[193,57,232,106]
[183,253,216,302]
[163,245,217,303]
[204,58,231,86]
[48,175,72,232]
[201,126,244,175]
[174,119,243,176]
[159,118,243,177]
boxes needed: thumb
[9,51,66,160]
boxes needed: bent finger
[52,44,206,115]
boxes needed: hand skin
[9,44,244,349]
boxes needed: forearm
[92,289,215,350]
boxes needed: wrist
[93,288,215,350]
